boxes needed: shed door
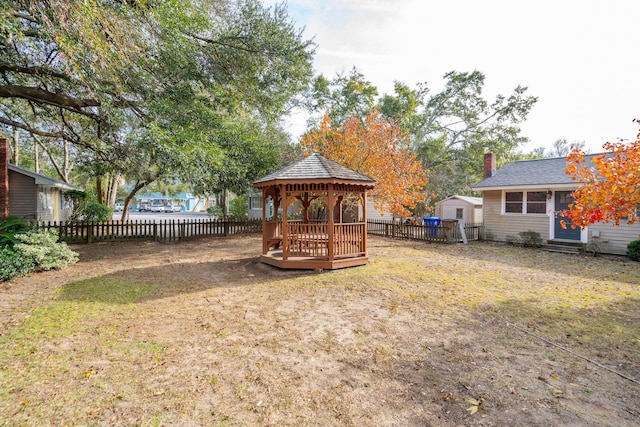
[554,191,581,240]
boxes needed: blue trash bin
[423,217,441,237]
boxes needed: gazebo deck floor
[260,251,368,270]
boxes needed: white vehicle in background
[149,202,165,212]
[165,203,183,212]
[114,202,125,212]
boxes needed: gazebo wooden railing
[265,220,366,259]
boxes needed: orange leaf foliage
[564,126,640,227]
[300,112,427,217]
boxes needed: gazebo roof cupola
[253,153,374,188]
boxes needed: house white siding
[474,154,640,256]
[483,189,640,255]
[365,198,392,220]
[483,190,550,242]
[248,193,263,220]
[588,223,640,255]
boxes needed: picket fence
[35,219,262,243]
[36,218,484,245]
[366,219,484,243]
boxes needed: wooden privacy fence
[367,219,484,243]
[35,219,262,243]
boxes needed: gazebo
[253,153,375,270]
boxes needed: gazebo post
[281,184,289,261]
[327,183,335,262]
[362,192,368,256]
[261,188,267,254]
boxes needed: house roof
[472,154,602,190]
[9,164,79,190]
[253,153,375,187]
[436,195,483,205]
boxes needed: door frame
[549,190,587,242]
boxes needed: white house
[473,153,640,255]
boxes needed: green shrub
[63,189,87,221]
[0,216,31,247]
[518,230,543,248]
[0,246,34,281]
[14,229,78,272]
[82,202,112,222]
[505,234,520,245]
[207,205,223,219]
[229,195,248,219]
[627,240,640,261]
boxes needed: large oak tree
[1,0,314,215]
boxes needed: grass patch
[60,276,158,304]
[0,237,639,426]
[0,276,162,412]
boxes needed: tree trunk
[62,140,70,182]
[96,176,104,205]
[106,173,119,207]
[34,137,39,173]
[33,135,70,182]
[219,189,229,217]
[12,129,19,164]
[121,180,150,221]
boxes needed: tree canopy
[563,121,640,227]
[305,69,537,203]
[1,0,314,212]
[301,111,427,217]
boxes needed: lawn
[0,235,639,426]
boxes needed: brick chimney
[483,152,496,179]
[0,137,9,219]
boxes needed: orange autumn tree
[564,124,640,227]
[301,111,427,217]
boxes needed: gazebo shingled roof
[253,153,375,270]
[254,153,374,186]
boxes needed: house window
[505,191,547,214]
[250,196,261,210]
[456,208,463,219]
[505,192,523,213]
[526,191,547,213]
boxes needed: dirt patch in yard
[1,235,639,426]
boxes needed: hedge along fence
[34,219,263,243]
[366,219,485,244]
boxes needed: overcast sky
[263,0,639,154]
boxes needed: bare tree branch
[0,62,74,83]
[0,84,101,120]
[0,116,66,139]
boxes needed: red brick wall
[483,152,496,179]
[0,137,8,219]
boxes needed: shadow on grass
[475,295,640,372]
[378,294,640,426]
[59,256,315,304]
[423,240,640,284]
